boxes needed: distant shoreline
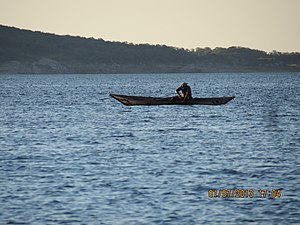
[1,25,300,74]
[1,72,299,76]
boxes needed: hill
[0,25,299,74]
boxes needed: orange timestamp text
[208,189,281,198]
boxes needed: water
[0,73,299,224]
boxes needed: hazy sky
[1,0,299,52]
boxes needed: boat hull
[110,94,235,106]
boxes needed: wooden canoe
[110,94,235,106]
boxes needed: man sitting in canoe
[176,82,192,102]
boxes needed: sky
[0,0,300,52]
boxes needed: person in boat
[176,82,192,102]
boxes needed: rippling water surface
[0,73,299,224]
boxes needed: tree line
[0,24,299,73]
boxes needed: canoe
[110,94,235,106]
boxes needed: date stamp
[208,189,281,198]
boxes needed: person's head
[181,82,187,87]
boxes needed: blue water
[0,73,299,224]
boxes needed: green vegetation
[0,24,299,74]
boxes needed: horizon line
[1,23,299,54]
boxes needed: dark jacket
[176,84,192,101]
